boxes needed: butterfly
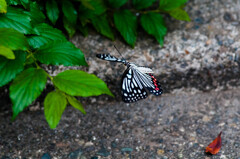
[96,53,163,103]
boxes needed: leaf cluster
[40,0,190,47]
[0,0,113,129]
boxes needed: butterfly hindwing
[145,73,163,96]
[132,68,163,96]
[121,67,148,103]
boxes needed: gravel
[1,0,240,158]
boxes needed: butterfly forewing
[121,67,148,103]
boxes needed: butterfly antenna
[114,45,124,59]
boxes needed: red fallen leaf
[205,131,222,155]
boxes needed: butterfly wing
[133,67,163,96]
[121,67,148,103]
[145,73,163,96]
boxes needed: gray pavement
[1,0,240,158]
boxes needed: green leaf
[0,7,32,34]
[35,41,87,66]
[91,14,114,40]
[78,0,106,24]
[107,0,127,8]
[0,45,15,59]
[6,0,29,8]
[27,23,67,49]
[53,70,113,97]
[159,0,188,11]
[0,51,25,87]
[169,8,190,21]
[140,12,167,46]
[114,10,137,47]
[5,0,20,6]
[62,0,77,25]
[133,0,156,10]
[46,0,59,25]
[44,91,67,129]
[10,68,47,119]
[78,23,88,36]
[0,0,7,13]
[0,28,28,51]
[61,0,77,37]
[28,2,46,26]
[80,0,94,10]
[63,17,76,38]
[66,95,86,114]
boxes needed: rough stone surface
[1,89,240,158]
[1,0,240,158]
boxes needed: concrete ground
[1,0,240,158]
[1,88,240,158]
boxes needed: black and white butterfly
[96,54,163,103]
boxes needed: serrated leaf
[133,0,156,10]
[0,51,25,87]
[114,10,137,47]
[44,91,67,129]
[28,2,46,26]
[169,8,190,21]
[0,0,7,13]
[27,23,67,49]
[0,28,29,51]
[46,0,59,25]
[53,70,114,97]
[159,0,188,11]
[0,7,32,34]
[140,12,167,46]
[10,68,47,119]
[91,14,114,40]
[107,0,127,8]
[35,41,87,66]
[0,45,15,59]
[66,95,86,114]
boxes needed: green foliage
[140,12,167,46]
[38,0,189,46]
[0,28,29,50]
[0,45,15,59]
[133,0,156,10]
[0,0,7,13]
[10,68,47,119]
[53,70,114,97]
[114,10,137,47]
[44,91,67,129]
[27,23,66,49]
[0,2,113,129]
[45,0,59,25]
[107,0,128,8]
[0,7,32,34]
[1,0,190,129]
[0,51,26,87]
[35,41,87,66]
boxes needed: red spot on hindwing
[149,74,160,91]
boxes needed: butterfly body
[96,54,163,103]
